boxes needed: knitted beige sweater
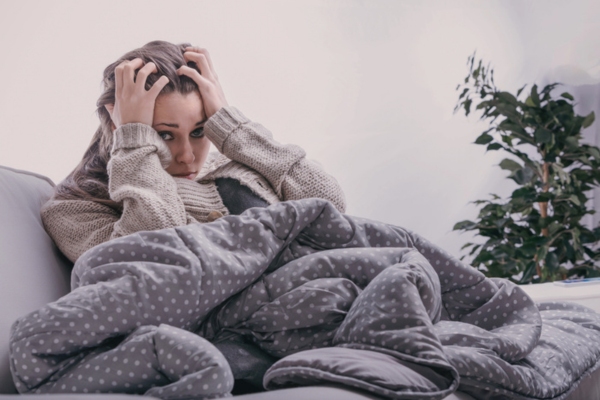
[41,106,346,263]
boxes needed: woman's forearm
[204,107,346,212]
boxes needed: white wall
[2,0,600,261]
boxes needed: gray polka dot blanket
[9,199,600,399]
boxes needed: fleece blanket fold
[9,198,600,400]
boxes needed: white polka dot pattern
[9,198,600,399]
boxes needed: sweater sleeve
[203,107,347,212]
[107,123,189,232]
[41,123,190,262]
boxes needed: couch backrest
[0,166,72,393]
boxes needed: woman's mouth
[173,172,197,180]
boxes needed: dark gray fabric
[215,177,269,215]
[214,337,276,390]
[9,199,600,400]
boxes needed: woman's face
[152,91,211,180]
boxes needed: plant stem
[539,162,550,237]
[536,161,551,279]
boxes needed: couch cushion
[0,166,72,393]
[519,282,600,313]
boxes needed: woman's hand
[105,58,170,129]
[177,47,228,119]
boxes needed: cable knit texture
[41,106,346,262]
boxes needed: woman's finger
[135,62,157,87]
[123,58,144,86]
[177,57,228,118]
[183,51,214,81]
[148,75,170,99]
[114,61,128,97]
[185,46,216,73]
[177,65,210,90]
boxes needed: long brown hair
[54,40,201,208]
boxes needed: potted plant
[453,53,600,283]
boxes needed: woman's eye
[191,128,205,138]
[158,132,173,141]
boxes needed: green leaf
[464,98,472,116]
[500,135,514,147]
[565,136,579,150]
[531,84,540,107]
[491,246,511,260]
[582,111,595,128]
[487,143,503,151]
[580,228,596,244]
[553,164,570,184]
[525,236,549,246]
[453,220,478,230]
[495,104,521,120]
[510,167,535,185]
[545,252,559,270]
[511,187,536,202]
[499,158,522,171]
[494,217,509,228]
[560,92,574,101]
[520,260,538,284]
[498,120,528,137]
[534,128,553,144]
[536,192,554,202]
[460,242,474,250]
[518,243,537,257]
[474,250,495,264]
[536,246,548,264]
[548,221,562,236]
[578,155,592,166]
[573,228,581,250]
[525,96,536,107]
[469,244,482,256]
[473,63,481,79]
[497,91,518,105]
[538,217,551,228]
[569,195,581,206]
[475,132,494,145]
[521,206,533,216]
[588,146,600,160]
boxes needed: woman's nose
[175,139,195,164]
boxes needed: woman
[42,40,346,263]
